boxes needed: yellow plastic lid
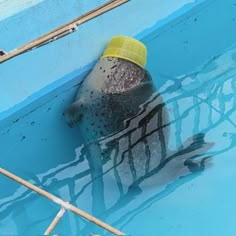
[101,36,147,68]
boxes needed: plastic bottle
[65,36,158,144]
[64,37,212,190]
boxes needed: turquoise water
[1,44,236,236]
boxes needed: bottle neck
[100,57,148,94]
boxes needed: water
[1,45,236,236]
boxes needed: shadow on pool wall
[1,0,236,235]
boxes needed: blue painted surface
[1,0,236,235]
[0,0,44,20]
[0,0,206,125]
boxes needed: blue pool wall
[0,0,207,125]
[1,0,236,199]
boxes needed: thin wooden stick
[44,207,66,235]
[0,168,125,235]
[0,0,130,63]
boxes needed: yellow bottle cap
[101,36,147,68]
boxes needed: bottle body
[65,36,172,188]
[65,57,159,143]
[64,36,213,190]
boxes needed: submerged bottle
[65,36,158,144]
[65,36,213,191]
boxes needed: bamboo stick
[44,207,66,235]
[0,0,130,63]
[0,168,125,235]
